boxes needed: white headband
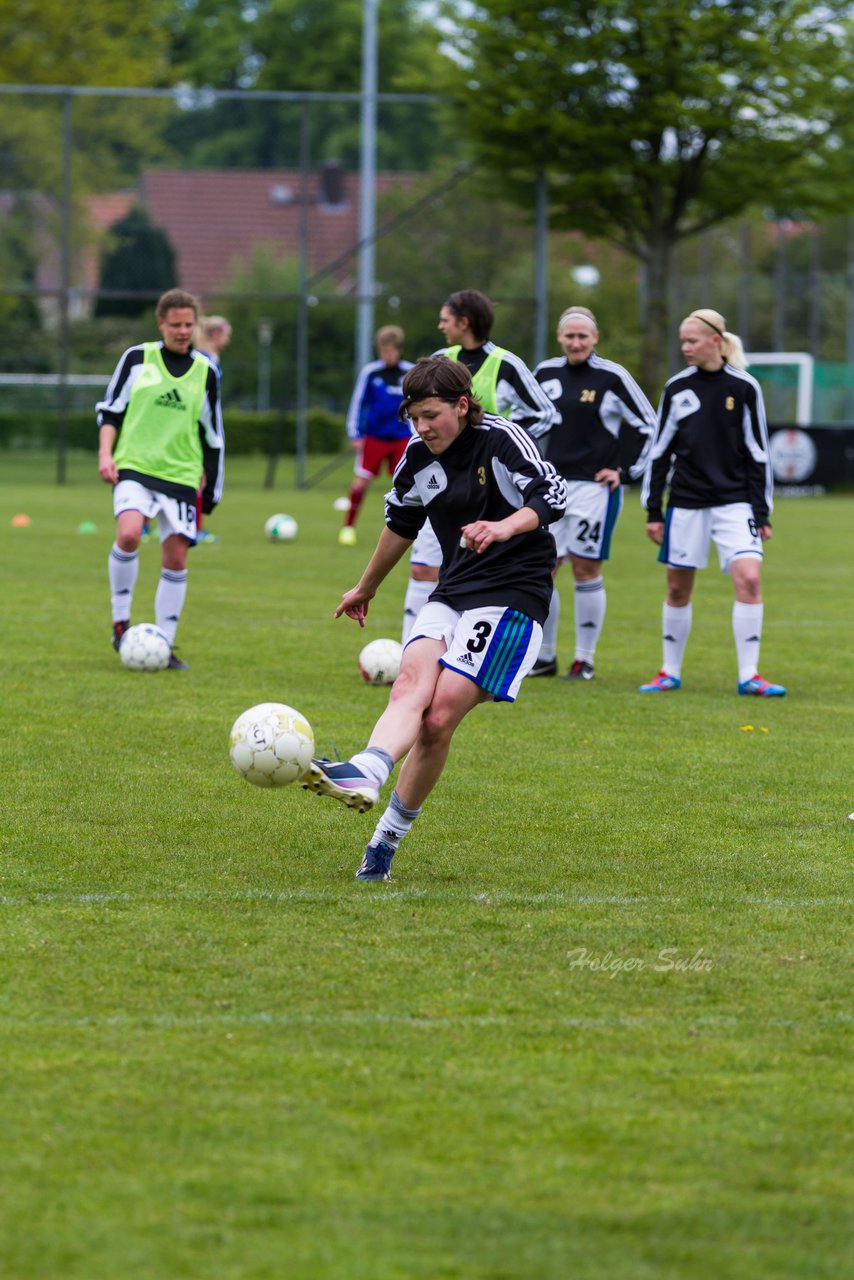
[558,311,597,332]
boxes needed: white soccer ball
[265,513,298,542]
[119,623,171,672]
[333,496,350,512]
[229,702,314,788]
[359,638,403,686]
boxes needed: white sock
[539,586,560,662]
[402,577,434,643]
[155,569,188,646]
[109,543,138,622]
[733,601,763,683]
[574,577,605,662]
[662,602,692,678]
[350,747,394,790]
[370,789,422,850]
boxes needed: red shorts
[356,436,409,479]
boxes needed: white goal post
[744,353,814,426]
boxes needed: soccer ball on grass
[359,638,403,686]
[229,702,314,787]
[265,513,298,542]
[119,623,171,672]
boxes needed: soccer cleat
[338,526,357,546]
[355,840,395,881]
[528,655,557,678]
[738,674,786,697]
[638,670,681,692]
[167,650,190,670]
[300,758,379,813]
[196,529,219,544]
[112,619,130,652]
[563,659,595,681]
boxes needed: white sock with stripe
[733,601,763,683]
[539,586,560,662]
[109,543,138,622]
[155,569,188,646]
[662,602,692,678]
[574,577,605,662]
[370,789,422,850]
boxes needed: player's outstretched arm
[335,527,413,625]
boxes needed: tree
[165,0,453,170]
[441,0,854,386]
[95,207,177,317]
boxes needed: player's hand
[98,455,118,484]
[335,585,374,625]
[595,468,621,491]
[759,524,772,542]
[646,521,664,545]
[459,519,507,553]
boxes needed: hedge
[0,408,347,455]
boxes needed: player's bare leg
[393,666,487,811]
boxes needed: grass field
[1,452,851,1279]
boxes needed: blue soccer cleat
[300,758,379,813]
[738,674,787,697]
[355,840,395,881]
[638,670,681,692]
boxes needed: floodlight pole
[56,91,73,485]
[356,0,379,374]
[534,171,548,366]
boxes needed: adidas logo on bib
[154,390,186,411]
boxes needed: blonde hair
[376,324,405,351]
[684,309,747,370]
[557,305,598,335]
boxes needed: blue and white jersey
[346,358,414,442]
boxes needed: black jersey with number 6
[385,412,566,624]
[642,364,773,524]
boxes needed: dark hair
[156,288,200,322]
[444,289,494,343]
[399,356,484,425]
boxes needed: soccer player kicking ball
[302,356,566,881]
[96,289,224,668]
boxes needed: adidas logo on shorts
[455,652,476,668]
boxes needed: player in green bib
[96,289,224,668]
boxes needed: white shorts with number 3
[113,479,198,543]
[405,601,542,703]
[659,502,763,573]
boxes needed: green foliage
[443,0,854,383]
[0,458,852,1277]
[164,0,454,170]
[95,207,178,317]
[0,196,47,372]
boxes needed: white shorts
[410,518,441,568]
[553,480,623,561]
[660,503,763,573]
[405,600,542,703]
[113,479,197,544]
